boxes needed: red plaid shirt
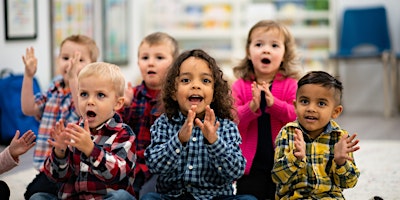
[118,81,161,181]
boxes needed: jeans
[141,192,257,200]
[29,189,136,200]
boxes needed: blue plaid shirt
[145,112,246,200]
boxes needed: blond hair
[139,32,179,59]
[78,62,125,97]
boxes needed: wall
[0,0,398,115]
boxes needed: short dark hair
[297,71,343,104]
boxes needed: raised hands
[123,82,134,106]
[22,47,37,78]
[334,133,360,166]
[49,119,94,158]
[63,119,94,157]
[250,81,274,112]
[8,130,36,160]
[178,105,196,143]
[48,119,69,158]
[195,105,220,144]
[293,128,306,160]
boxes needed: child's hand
[48,119,69,158]
[179,105,196,144]
[259,81,274,107]
[249,81,261,112]
[293,128,306,160]
[195,105,220,144]
[66,52,82,80]
[123,82,134,106]
[64,118,94,157]
[22,47,37,78]
[334,133,360,166]
[8,130,36,160]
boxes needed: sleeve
[331,132,360,188]
[231,80,260,130]
[144,116,186,174]
[271,126,306,185]
[0,147,18,175]
[83,128,136,184]
[43,147,73,182]
[268,78,297,123]
[206,120,246,180]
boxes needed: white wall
[0,0,398,115]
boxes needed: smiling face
[172,57,214,118]
[138,42,175,90]
[57,41,92,86]
[294,84,343,138]
[248,28,285,82]
[78,74,124,129]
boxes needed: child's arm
[272,127,307,185]
[21,47,40,116]
[64,119,136,183]
[332,132,360,188]
[67,52,82,117]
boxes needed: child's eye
[156,56,165,60]
[272,44,279,48]
[141,56,149,60]
[180,78,190,83]
[203,78,212,84]
[80,92,88,97]
[255,43,263,47]
[62,56,69,61]
[318,101,327,107]
[97,93,106,98]
[300,99,309,105]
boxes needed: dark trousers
[236,169,276,200]
[24,171,61,200]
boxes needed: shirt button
[167,161,171,165]
[192,137,197,142]
[175,149,180,154]
[188,165,193,170]
[218,166,222,171]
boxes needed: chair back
[338,6,391,56]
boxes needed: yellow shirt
[272,120,360,199]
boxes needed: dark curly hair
[161,49,235,121]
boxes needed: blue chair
[329,6,395,117]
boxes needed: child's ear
[331,105,343,119]
[114,96,125,111]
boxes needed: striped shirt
[272,120,360,199]
[145,112,246,200]
[43,113,136,199]
[33,75,79,170]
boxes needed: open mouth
[86,110,97,118]
[188,95,203,102]
[261,58,271,64]
[305,116,317,120]
[147,71,156,75]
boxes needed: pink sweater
[0,147,18,175]
[232,73,297,174]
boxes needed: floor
[0,112,399,200]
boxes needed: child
[141,49,256,200]
[21,34,99,198]
[30,62,136,199]
[0,130,36,200]
[118,32,178,198]
[231,20,303,199]
[272,71,360,199]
